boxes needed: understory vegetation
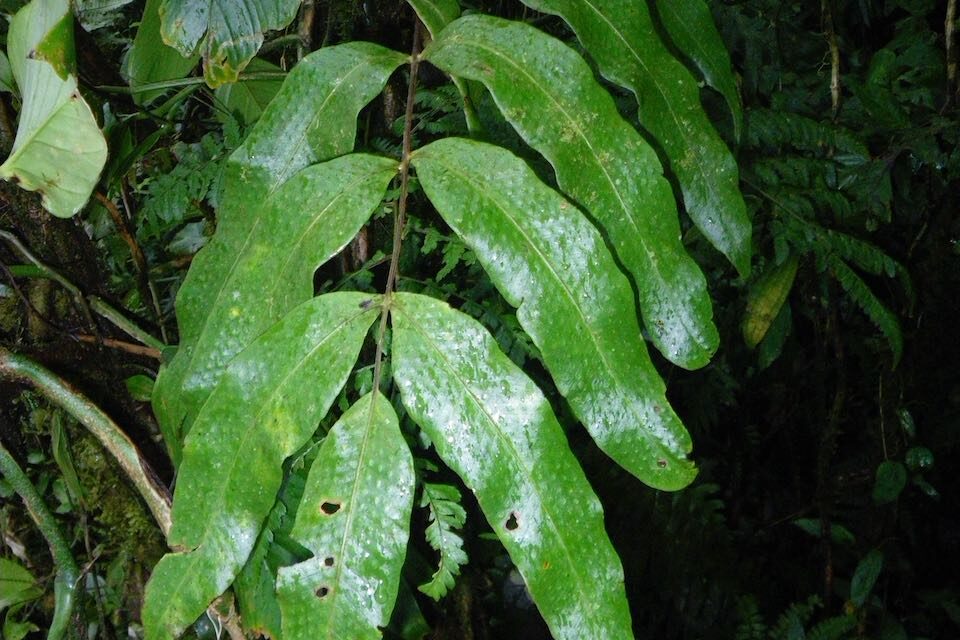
[0,0,958,638]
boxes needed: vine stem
[0,347,172,535]
[0,441,79,640]
[372,19,422,394]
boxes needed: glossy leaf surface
[414,137,695,489]
[406,0,460,36]
[123,0,198,105]
[0,0,107,218]
[159,0,301,86]
[152,43,404,456]
[277,392,414,640]
[521,0,752,277]
[653,0,743,141]
[143,293,380,640]
[391,293,633,639]
[426,15,718,369]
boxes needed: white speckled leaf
[151,43,404,460]
[277,392,414,640]
[425,15,719,369]
[519,0,752,277]
[142,293,380,640]
[413,137,695,489]
[159,0,301,86]
[391,293,633,640]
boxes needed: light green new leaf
[0,558,42,611]
[413,138,695,489]
[391,293,633,640]
[159,0,301,86]
[520,0,752,277]
[277,392,414,640]
[653,0,743,141]
[123,0,198,105]
[152,42,404,459]
[143,293,380,640]
[0,0,107,218]
[426,15,718,369]
[154,153,396,462]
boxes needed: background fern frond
[418,482,469,600]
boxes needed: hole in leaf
[505,512,519,531]
[324,556,335,567]
[657,459,668,468]
[315,585,330,598]
[320,500,341,515]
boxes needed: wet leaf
[151,42,404,461]
[277,392,414,640]
[0,0,107,218]
[391,293,633,640]
[425,15,719,369]
[143,293,380,640]
[159,0,301,86]
[406,0,460,37]
[154,152,396,463]
[414,137,695,489]
[653,0,743,141]
[519,0,752,277]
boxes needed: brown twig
[298,0,317,60]
[72,335,161,359]
[947,0,957,108]
[822,0,842,118]
[372,20,422,393]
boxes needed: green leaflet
[413,138,695,489]
[391,293,633,640]
[276,392,414,640]
[154,153,397,462]
[159,0,301,87]
[520,0,752,278]
[152,43,404,459]
[0,0,107,218]
[653,0,743,142]
[406,0,460,36]
[123,0,198,105]
[743,255,799,349]
[425,15,719,369]
[142,293,380,640]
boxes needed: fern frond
[767,594,821,639]
[734,596,767,640]
[829,257,903,365]
[418,482,469,600]
[806,613,857,640]
[746,109,868,159]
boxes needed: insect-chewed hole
[505,512,519,531]
[320,500,342,515]
[323,556,335,567]
[315,585,330,599]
